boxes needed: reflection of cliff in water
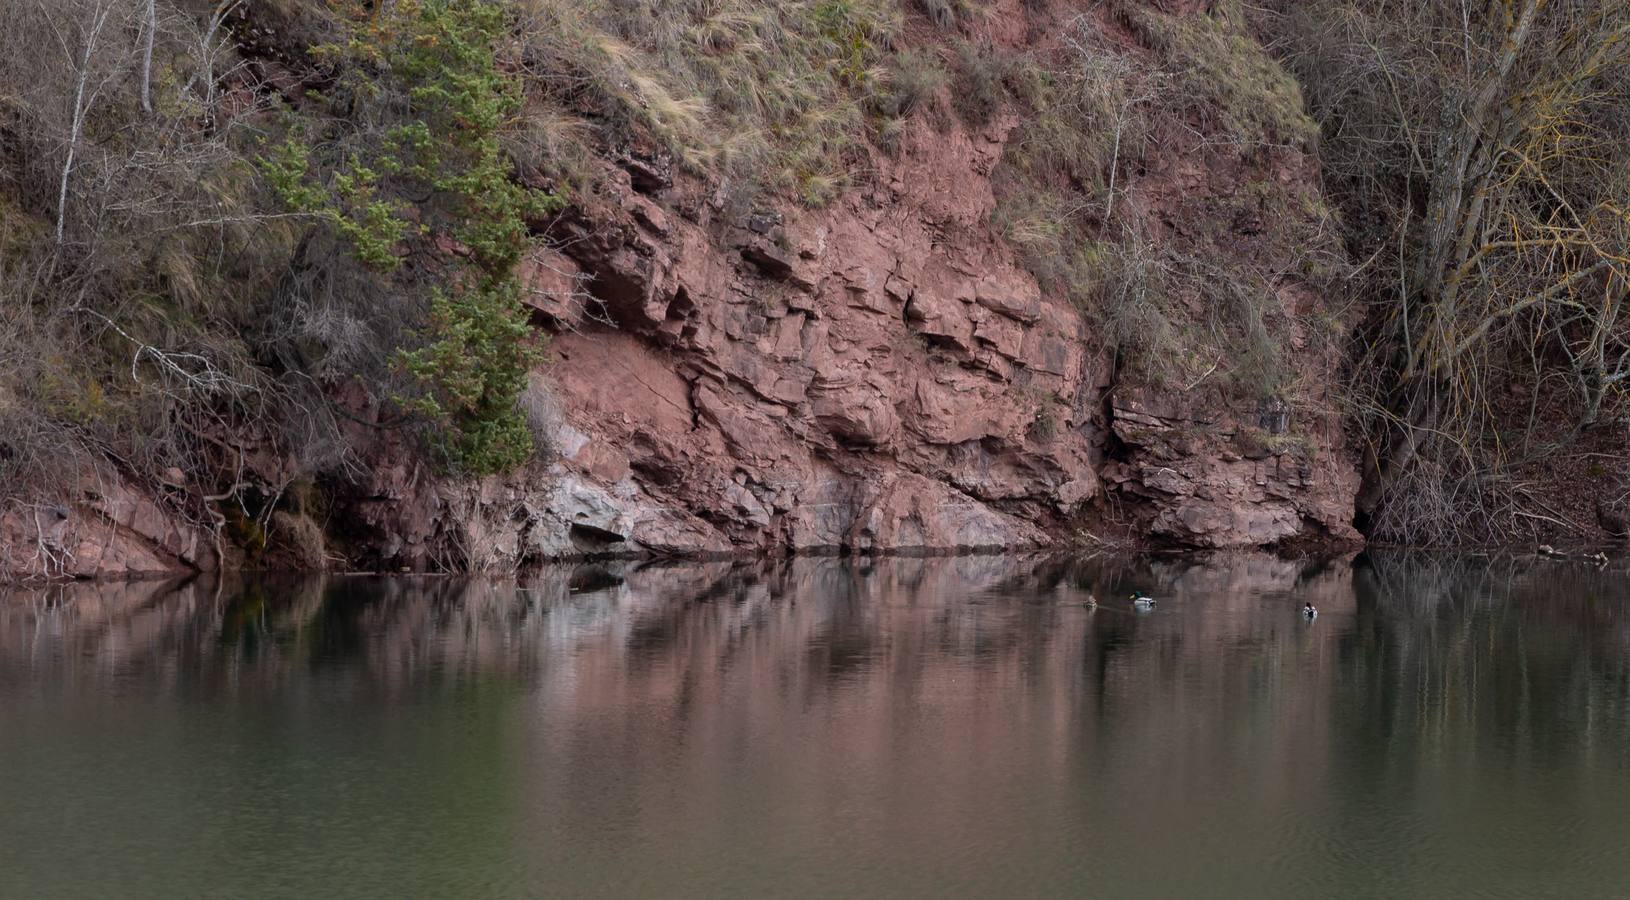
[0,555,1323,688]
[5,552,1630,762]
[8,553,1630,895]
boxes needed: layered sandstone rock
[0,480,215,580]
[1104,390,1361,549]
[520,111,1101,560]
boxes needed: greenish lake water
[4,553,1630,898]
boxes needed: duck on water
[1303,602,1317,620]
[1131,592,1156,611]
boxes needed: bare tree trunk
[1103,121,1121,223]
[57,4,113,244]
[181,0,240,110]
[140,0,156,114]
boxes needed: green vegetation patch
[266,0,561,474]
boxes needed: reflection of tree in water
[1293,551,1630,888]
[1347,552,1630,761]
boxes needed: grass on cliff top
[1112,0,1319,149]
[519,0,903,205]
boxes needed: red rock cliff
[328,0,1361,569]
[0,0,1361,579]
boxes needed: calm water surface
[4,553,1630,898]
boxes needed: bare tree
[1266,0,1630,542]
[46,0,120,244]
[140,0,155,114]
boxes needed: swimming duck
[1084,593,1099,609]
[1131,592,1156,611]
[1303,602,1318,620]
